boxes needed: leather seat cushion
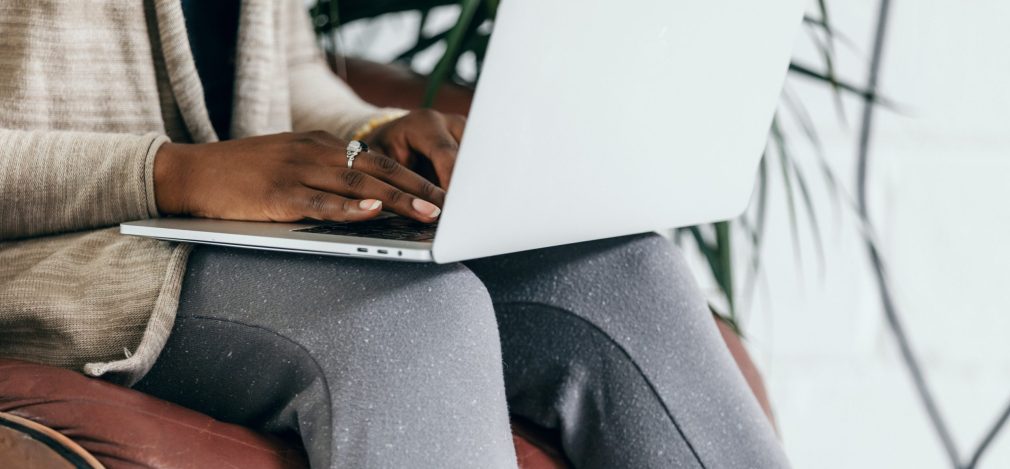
[0,411,103,469]
[1,358,308,469]
[0,359,566,469]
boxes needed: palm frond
[422,0,482,106]
[769,118,804,268]
[780,87,845,229]
[741,156,770,306]
[788,63,897,109]
[788,150,826,275]
[807,0,847,123]
[714,221,736,318]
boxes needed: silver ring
[346,140,369,168]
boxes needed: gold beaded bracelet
[351,110,409,142]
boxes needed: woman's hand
[153,131,445,223]
[364,109,466,189]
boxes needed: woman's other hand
[153,131,445,223]
[364,109,466,189]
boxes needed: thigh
[466,234,788,468]
[137,245,515,469]
[133,312,324,432]
[138,245,484,424]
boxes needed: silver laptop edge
[120,218,434,262]
[121,0,806,264]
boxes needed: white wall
[338,2,1010,467]
[745,1,1010,468]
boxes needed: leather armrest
[0,411,104,469]
[0,359,568,469]
[0,359,307,469]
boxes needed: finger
[303,130,445,203]
[445,114,466,142]
[303,168,442,222]
[291,187,384,222]
[371,132,414,167]
[351,152,446,206]
[408,124,459,189]
[310,138,434,201]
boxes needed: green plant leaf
[805,30,847,124]
[770,117,804,268]
[395,28,451,63]
[711,305,744,337]
[336,0,457,23]
[715,221,736,318]
[685,227,720,277]
[803,16,858,52]
[742,156,770,305]
[330,0,341,31]
[787,150,826,275]
[416,8,431,44]
[780,87,844,226]
[422,0,482,107]
[798,1,849,124]
[484,0,499,15]
[788,62,898,109]
[681,224,736,320]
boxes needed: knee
[499,233,712,336]
[596,233,711,320]
[394,264,501,354]
[604,232,689,278]
[315,266,513,467]
[325,263,503,372]
[545,232,706,309]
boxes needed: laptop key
[294,217,438,242]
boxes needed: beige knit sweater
[0,0,400,385]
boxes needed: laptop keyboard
[293,217,437,242]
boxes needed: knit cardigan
[0,0,401,385]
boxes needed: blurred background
[322,0,1010,467]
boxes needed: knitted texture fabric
[0,0,400,385]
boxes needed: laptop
[121,0,805,264]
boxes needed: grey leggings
[133,234,787,468]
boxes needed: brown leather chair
[0,359,567,468]
[0,411,104,469]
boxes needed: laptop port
[357,247,368,253]
[377,249,388,255]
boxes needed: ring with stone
[345,140,369,168]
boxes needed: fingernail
[359,199,382,211]
[412,198,441,217]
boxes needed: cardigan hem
[82,242,193,386]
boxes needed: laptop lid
[432,0,805,263]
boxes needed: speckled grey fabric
[468,234,789,469]
[134,248,516,469]
[135,233,788,469]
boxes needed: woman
[0,1,787,467]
